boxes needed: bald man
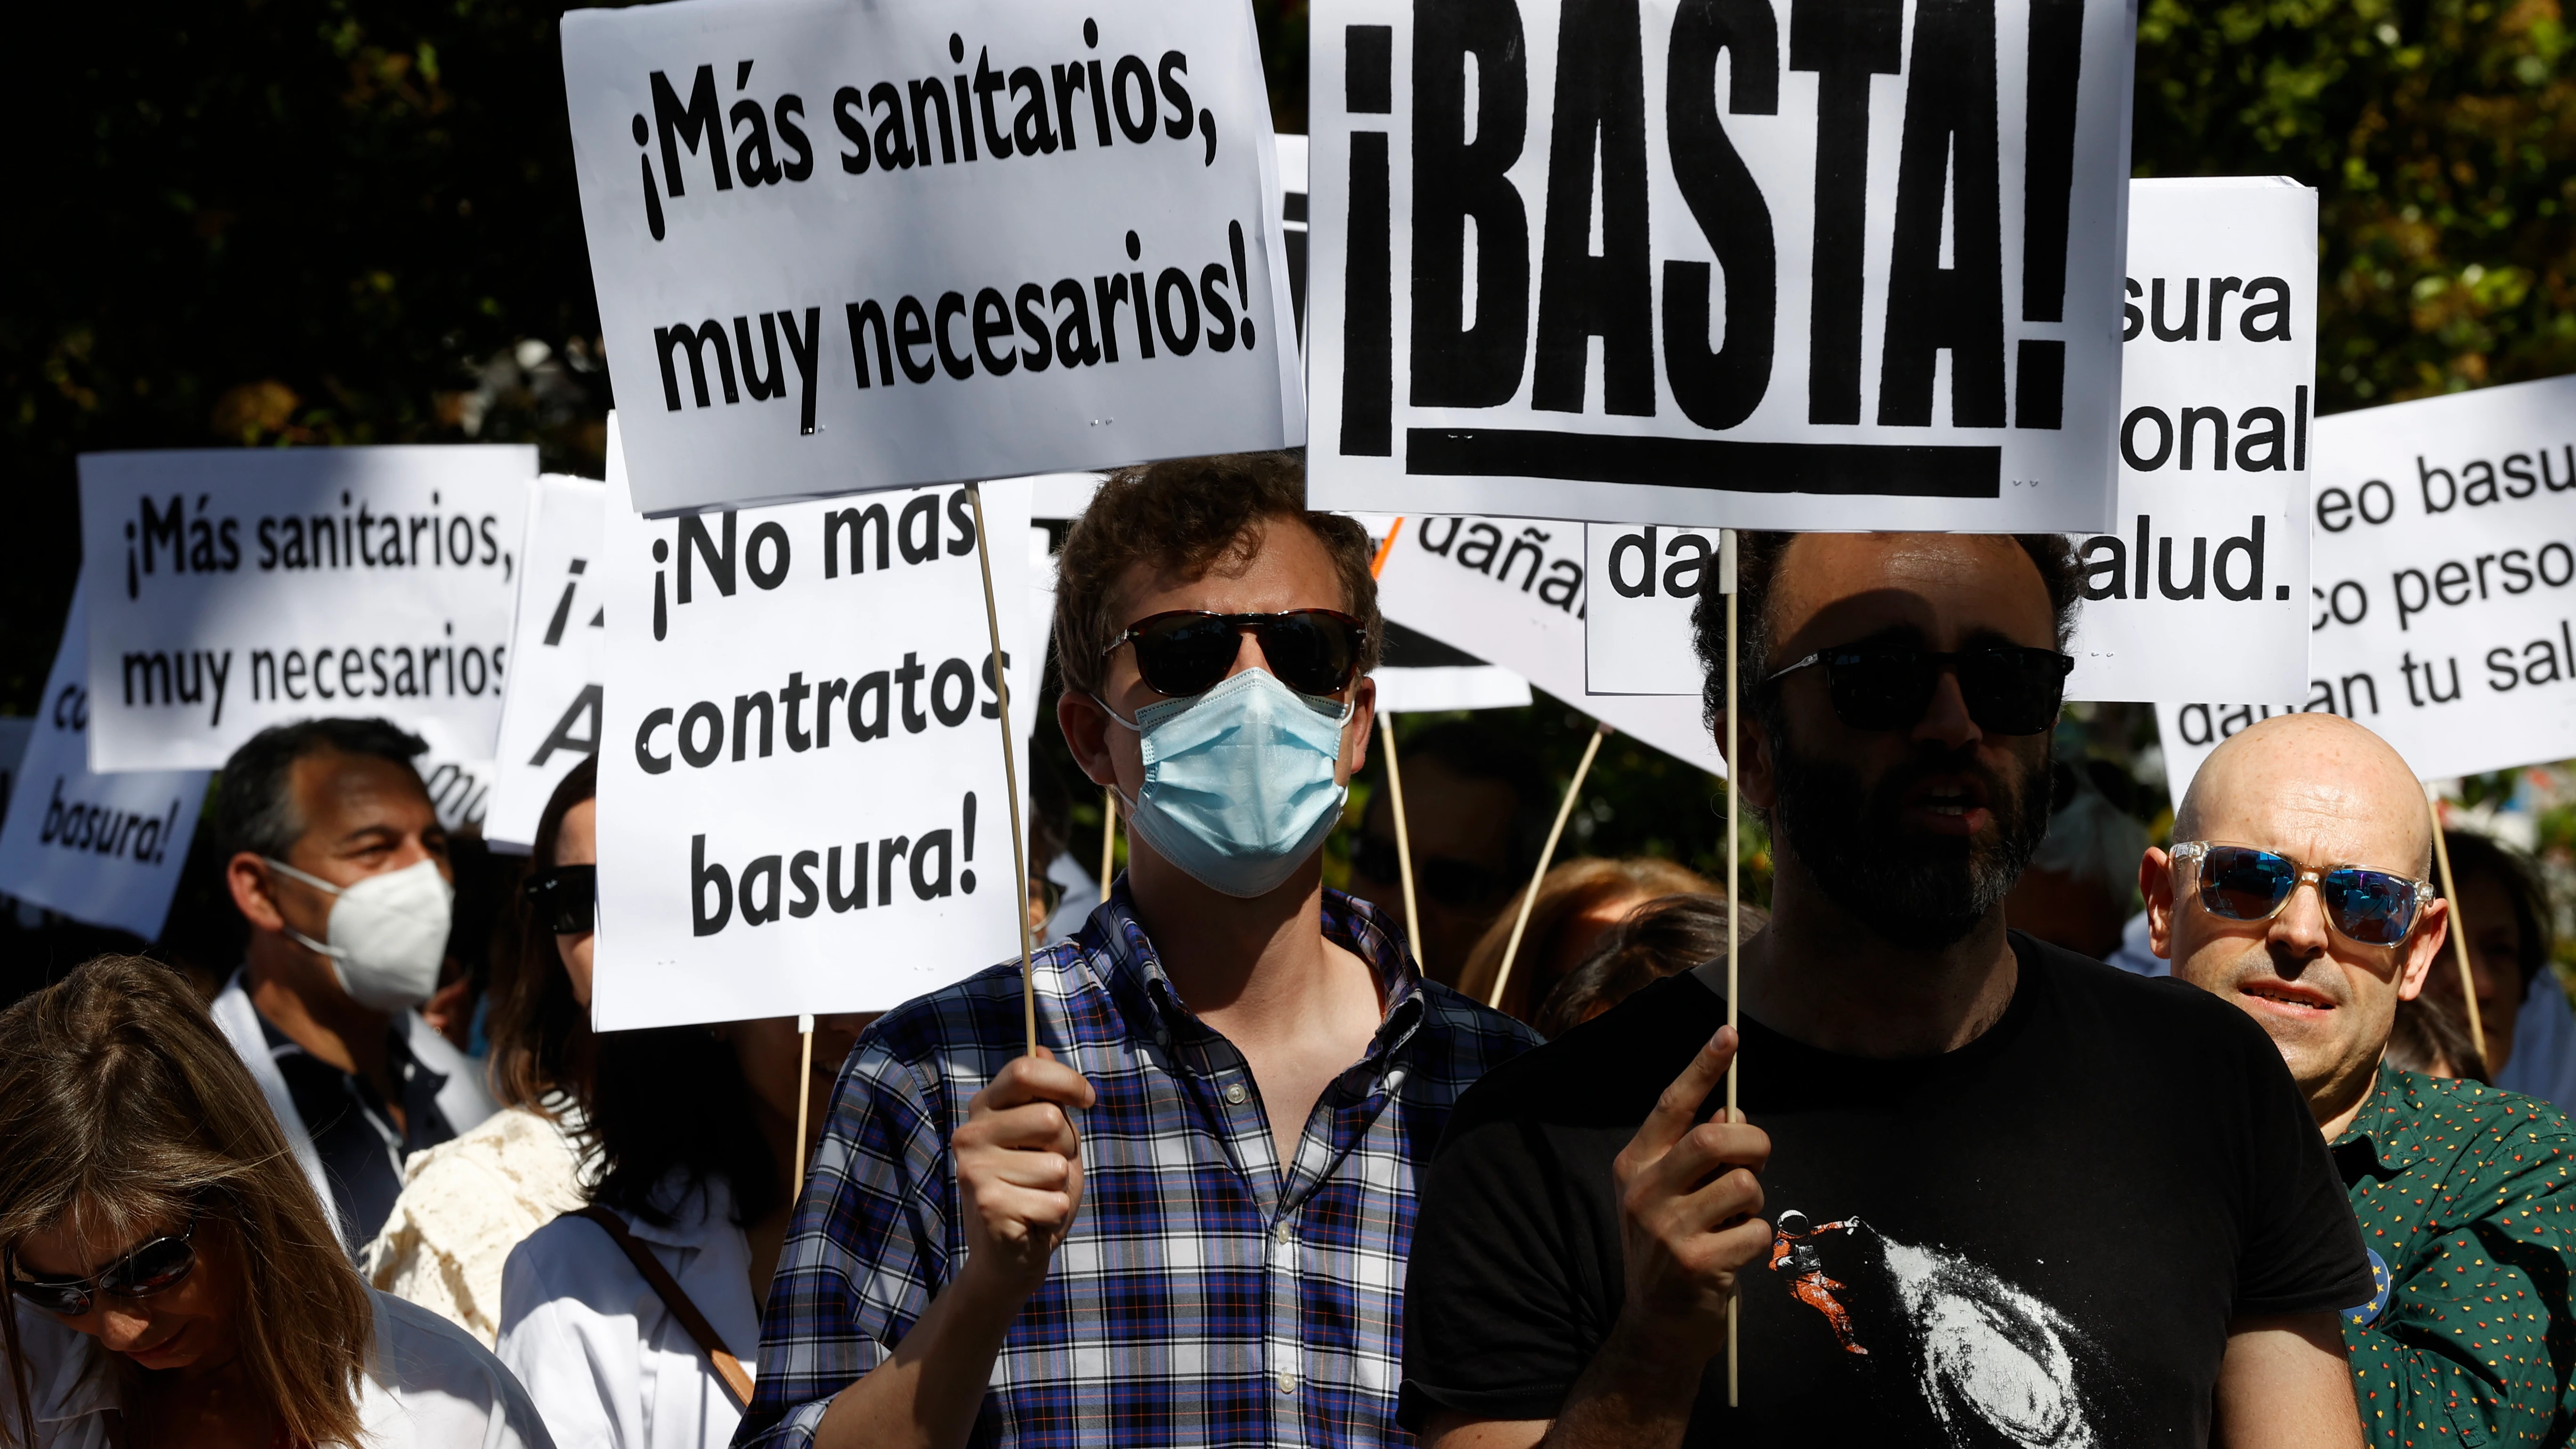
[2149,713,2576,1449]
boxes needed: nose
[94,1304,159,1352]
[1229,627,1267,683]
[2270,877,2333,963]
[1910,667,1981,751]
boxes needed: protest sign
[79,446,535,772]
[1584,522,1723,695]
[561,0,1302,515]
[1377,619,1535,712]
[2158,372,2576,801]
[594,455,1035,1030]
[1280,132,1310,346]
[2064,178,2315,703]
[486,473,610,849]
[1376,515,1727,773]
[1304,0,2134,530]
[0,585,209,939]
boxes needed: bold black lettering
[1411,5,1525,410]
[1875,0,2004,428]
[848,301,896,388]
[652,66,733,194]
[654,321,738,409]
[1533,0,1654,415]
[1789,0,1901,423]
[1664,0,1779,430]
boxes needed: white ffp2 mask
[265,856,455,1010]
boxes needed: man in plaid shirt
[733,453,1540,1449]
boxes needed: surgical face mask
[1100,668,1354,899]
[263,856,455,1010]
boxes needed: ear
[2398,895,2448,1002]
[2140,846,2177,959]
[1057,690,1120,789]
[227,852,289,934]
[1712,708,1778,812]
[1336,676,1378,788]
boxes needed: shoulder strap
[568,1206,754,1410]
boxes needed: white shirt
[3,1289,555,1449]
[496,1172,758,1449]
[368,1100,594,1346]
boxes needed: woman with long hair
[496,1008,863,1449]
[367,760,601,1345]
[0,955,551,1448]
[1456,855,1717,1024]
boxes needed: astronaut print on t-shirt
[1769,1208,2109,1449]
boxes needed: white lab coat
[2,1289,555,1449]
[496,1172,759,1449]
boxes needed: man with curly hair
[737,453,1537,1449]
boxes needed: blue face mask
[1100,668,1354,899]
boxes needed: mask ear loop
[260,857,349,960]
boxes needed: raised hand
[1607,1026,1771,1368]
[952,1046,1096,1293]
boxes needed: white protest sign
[487,474,610,849]
[1583,523,1723,695]
[1280,132,1310,347]
[562,0,1302,515]
[0,585,209,939]
[2064,178,2314,703]
[1304,0,2134,529]
[79,447,535,772]
[1585,181,2317,704]
[2157,372,2576,802]
[596,457,1035,1030]
[1377,516,1727,773]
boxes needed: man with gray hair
[214,717,492,1252]
[2150,711,2576,1448]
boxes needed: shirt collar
[2331,1063,2437,1172]
[1087,881,1430,1068]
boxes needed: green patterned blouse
[2335,1064,2576,1449]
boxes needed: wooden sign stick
[1380,716,1423,956]
[793,1011,815,1196]
[1488,721,1611,1012]
[1100,787,1119,895]
[965,483,1039,1056]
[2426,794,2488,1065]
[1722,529,1740,1408]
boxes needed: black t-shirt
[1401,933,2370,1447]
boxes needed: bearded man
[1399,533,2376,1449]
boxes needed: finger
[962,1100,1083,1155]
[1631,1027,1738,1158]
[976,1182,1079,1238]
[973,1052,1098,1113]
[967,1147,1079,1192]
[1643,1119,1771,1199]
[1655,1164,1767,1243]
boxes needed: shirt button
[1274,1222,1293,1245]
[1224,1082,1249,1106]
[1274,1371,1298,1394]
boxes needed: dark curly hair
[1052,451,1383,697]
[1689,533,2083,740]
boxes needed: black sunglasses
[10,1214,199,1318]
[1104,610,1368,699]
[1765,642,2073,735]
[525,864,596,934]
[2174,842,2432,947]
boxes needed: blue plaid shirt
[733,885,1539,1449]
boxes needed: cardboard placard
[594,448,1035,1029]
[1304,0,2134,529]
[2159,372,2576,803]
[562,0,1302,515]
[1377,515,1727,773]
[2065,177,2315,703]
[0,585,209,939]
[486,474,611,849]
[1585,181,2318,704]
[78,446,535,772]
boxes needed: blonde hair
[1458,856,1718,1022]
[0,956,371,1449]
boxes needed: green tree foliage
[2134,0,2576,410]
[2,0,611,710]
